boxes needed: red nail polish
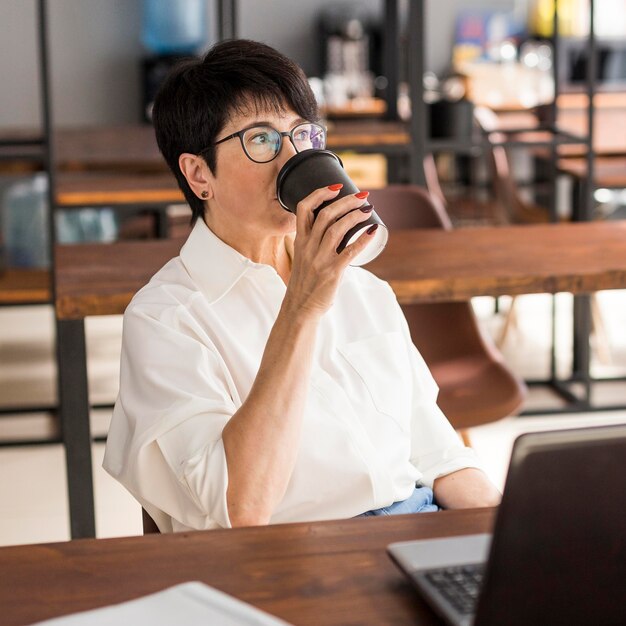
[360,205,374,213]
[367,224,379,235]
[355,191,369,199]
[328,183,343,191]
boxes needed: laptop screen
[475,424,626,626]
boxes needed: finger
[318,204,374,256]
[335,223,380,268]
[310,191,370,245]
[295,184,344,236]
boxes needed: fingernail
[360,204,373,213]
[328,183,343,191]
[355,191,369,199]
[367,224,379,235]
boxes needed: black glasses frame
[207,122,327,164]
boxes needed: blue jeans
[357,486,439,516]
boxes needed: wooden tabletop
[556,156,626,187]
[367,220,626,304]
[55,171,184,207]
[0,508,495,626]
[54,221,626,320]
[55,237,184,319]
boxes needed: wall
[0,0,143,127]
[0,0,518,129]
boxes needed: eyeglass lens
[242,123,325,162]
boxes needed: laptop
[387,424,626,626]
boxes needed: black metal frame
[404,0,615,416]
[217,0,237,41]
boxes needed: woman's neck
[203,215,293,285]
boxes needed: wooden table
[0,120,412,174]
[0,268,50,305]
[54,221,626,539]
[0,508,495,626]
[367,221,626,303]
[0,172,184,308]
[556,156,626,189]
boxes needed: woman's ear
[178,153,214,200]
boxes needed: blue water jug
[142,0,207,55]
[1,174,50,268]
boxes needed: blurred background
[1,0,625,545]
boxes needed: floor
[0,292,625,546]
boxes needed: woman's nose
[276,136,298,165]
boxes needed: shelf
[0,268,51,305]
[322,98,387,119]
[55,171,184,208]
[0,144,44,163]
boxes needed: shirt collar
[180,218,252,305]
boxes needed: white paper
[31,581,293,626]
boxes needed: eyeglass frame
[203,121,327,164]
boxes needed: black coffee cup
[276,149,388,266]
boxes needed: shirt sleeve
[398,309,484,489]
[103,302,237,530]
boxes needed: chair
[473,106,551,225]
[472,107,611,359]
[142,507,160,534]
[368,186,527,436]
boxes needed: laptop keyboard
[420,563,485,615]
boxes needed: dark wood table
[0,120,412,174]
[367,221,626,303]
[56,221,626,319]
[54,221,626,539]
[0,508,495,626]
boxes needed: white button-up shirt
[103,219,481,532]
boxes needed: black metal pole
[548,0,560,380]
[57,319,96,538]
[571,0,595,403]
[38,0,97,538]
[550,0,559,130]
[408,0,426,185]
[383,0,399,121]
[37,0,56,279]
[585,0,596,223]
[217,0,237,41]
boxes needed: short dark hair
[152,39,320,224]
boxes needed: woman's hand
[284,185,376,319]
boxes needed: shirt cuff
[416,447,484,490]
[181,436,232,529]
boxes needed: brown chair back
[474,106,549,224]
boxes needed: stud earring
[201,190,209,199]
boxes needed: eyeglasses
[210,122,326,163]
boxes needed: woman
[104,39,500,532]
